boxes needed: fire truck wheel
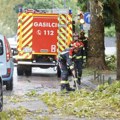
[17,66,24,76]
[57,65,61,78]
[6,77,13,91]
[24,67,32,76]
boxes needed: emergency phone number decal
[37,30,54,36]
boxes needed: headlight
[23,46,32,53]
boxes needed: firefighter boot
[77,78,81,85]
[73,78,81,87]
[66,84,75,91]
[61,84,75,92]
[61,84,66,91]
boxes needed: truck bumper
[17,61,57,68]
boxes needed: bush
[105,25,115,37]
[105,55,116,70]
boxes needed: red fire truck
[16,9,73,76]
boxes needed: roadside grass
[4,95,31,103]
[82,68,115,78]
[0,106,50,120]
[82,68,95,76]
[40,81,120,119]
[83,54,116,77]
[0,106,29,120]
[1,81,119,119]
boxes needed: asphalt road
[2,67,62,119]
[104,37,116,55]
[3,67,60,96]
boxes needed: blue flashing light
[69,9,72,14]
[19,6,23,13]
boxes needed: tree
[84,0,108,69]
[77,0,108,70]
[0,0,78,37]
[0,0,24,37]
[21,0,78,17]
[109,0,120,80]
[78,0,120,80]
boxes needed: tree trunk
[116,32,120,80]
[109,0,120,80]
[87,0,107,70]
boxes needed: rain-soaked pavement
[3,67,85,120]
[3,67,62,119]
[11,67,60,95]
[2,67,116,120]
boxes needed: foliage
[105,25,115,37]
[25,90,38,97]
[77,0,88,12]
[103,1,113,27]
[77,0,116,36]
[105,55,116,70]
[0,0,78,37]
[21,0,61,10]
[77,0,117,27]
[19,0,78,17]
[0,106,29,120]
[82,68,95,76]
[40,81,120,119]
[0,0,24,37]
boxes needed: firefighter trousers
[74,60,83,81]
[59,61,69,83]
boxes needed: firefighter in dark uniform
[73,32,79,42]
[70,33,87,68]
[58,42,84,91]
[79,30,88,61]
[69,32,79,47]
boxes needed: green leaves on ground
[25,90,38,97]
[40,81,120,119]
[0,106,29,120]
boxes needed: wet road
[4,67,60,96]
[2,67,89,120]
[2,67,68,119]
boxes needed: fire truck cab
[16,9,73,76]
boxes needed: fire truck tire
[17,66,24,76]
[6,77,13,91]
[24,67,32,76]
[57,65,61,78]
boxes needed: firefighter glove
[69,64,74,70]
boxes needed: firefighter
[73,40,86,86]
[69,32,79,47]
[58,42,84,92]
[70,33,87,68]
[73,32,79,42]
[79,30,88,60]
